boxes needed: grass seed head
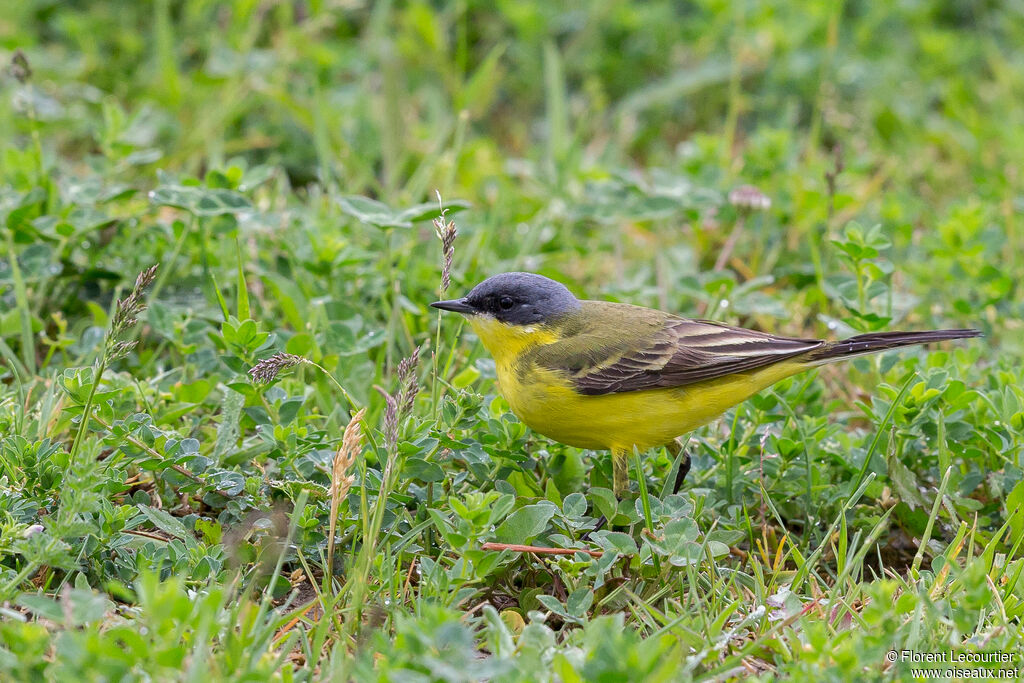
[433,191,458,294]
[375,346,420,454]
[110,264,158,336]
[376,387,399,454]
[104,264,158,361]
[397,345,422,417]
[332,408,365,503]
[249,352,308,384]
[327,407,366,577]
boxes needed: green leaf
[457,42,508,115]
[395,199,470,224]
[235,236,250,320]
[566,587,594,617]
[336,196,409,229]
[65,587,112,626]
[278,396,305,425]
[886,453,927,511]
[486,493,517,527]
[209,272,231,321]
[207,470,245,495]
[150,184,252,216]
[1005,480,1024,546]
[591,531,638,555]
[337,195,470,229]
[452,365,480,388]
[323,321,386,356]
[16,594,64,623]
[536,594,570,619]
[138,505,191,541]
[562,492,587,519]
[544,478,562,506]
[404,458,445,482]
[589,487,620,524]
[493,502,557,543]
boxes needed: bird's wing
[529,307,824,395]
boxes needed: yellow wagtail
[432,272,980,498]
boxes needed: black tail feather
[808,328,982,362]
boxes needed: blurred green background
[3,1,1021,335]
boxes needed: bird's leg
[584,448,629,541]
[584,515,606,539]
[667,439,692,495]
[612,447,629,499]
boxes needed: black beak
[430,298,475,314]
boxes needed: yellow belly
[498,361,805,451]
[465,314,807,453]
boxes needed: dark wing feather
[530,311,824,396]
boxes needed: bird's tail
[807,328,982,364]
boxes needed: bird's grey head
[430,272,580,325]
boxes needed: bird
[431,272,980,500]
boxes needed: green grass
[2,1,1023,680]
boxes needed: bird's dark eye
[499,296,514,311]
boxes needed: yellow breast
[467,316,804,452]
